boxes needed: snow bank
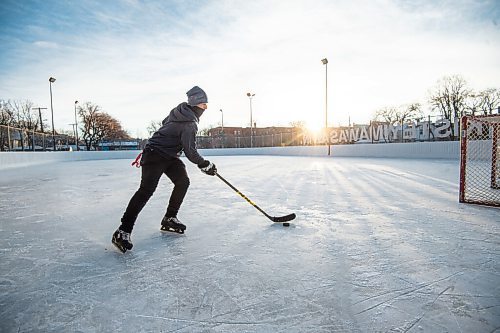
[0,141,459,170]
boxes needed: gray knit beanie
[186,86,208,106]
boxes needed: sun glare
[305,122,324,135]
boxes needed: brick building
[200,126,304,148]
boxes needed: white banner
[304,118,460,144]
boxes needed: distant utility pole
[32,107,48,150]
[32,107,47,133]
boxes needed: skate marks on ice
[1,157,500,332]
[117,208,355,331]
[204,157,498,332]
[127,255,355,332]
[352,271,463,322]
[268,157,500,332]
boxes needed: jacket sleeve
[181,122,207,166]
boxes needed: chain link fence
[0,124,75,151]
[196,131,303,149]
[0,125,145,151]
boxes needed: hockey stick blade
[216,173,296,223]
[271,213,296,223]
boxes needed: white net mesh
[459,115,500,206]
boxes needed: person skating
[112,86,217,253]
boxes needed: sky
[1,0,499,138]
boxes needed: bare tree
[288,121,306,142]
[9,100,36,150]
[290,121,306,128]
[372,104,421,125]
[429,75,469,126]
[0,100,14,151]
[78,102,130,150]
[464,92,484,116]
[465,88,500,116]
[0,100,13,125]
[78,102,102,150]
[399,103,423,123]
[479,88,500,115]
[97,112,130,141]
[373,106,398,124]
[146,120,162,137]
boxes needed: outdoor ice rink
[1,155,499,332]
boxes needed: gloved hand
[198,160,217,176]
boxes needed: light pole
[49,77,56,151]
[220,108,224,148]
[220,109,224,133]
[246,92,255,148]
[69,123,76,149]
[321,58,330,155]
[74,100,79,151]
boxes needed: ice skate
[112,229,133,253]
[160,216,186,234]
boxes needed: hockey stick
[216,173,296,223]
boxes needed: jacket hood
[165,102,204,124]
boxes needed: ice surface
[0,156,499,332]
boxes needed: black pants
[120,149,190,233]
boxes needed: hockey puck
[283,222,290,227]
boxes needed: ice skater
[112,86,217,253]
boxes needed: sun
[305,122,324,135]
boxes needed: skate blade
[160,226,185,234]
[112,240,127,253]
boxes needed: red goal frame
[459,114,500,207]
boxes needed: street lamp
[74,100,79,151]
[220,109,224,133]
[49,77,56,151]
[246,92,255,148]
[69,123,76,149]
[321,58,330,155]
[220,108,224,148]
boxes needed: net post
[491,122,499,189]
[459,115,468,203]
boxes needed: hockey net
[459,114,500,207]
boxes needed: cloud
[32,41,59,49]
[1,0,499,137]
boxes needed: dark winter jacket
[147,102,207,166]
